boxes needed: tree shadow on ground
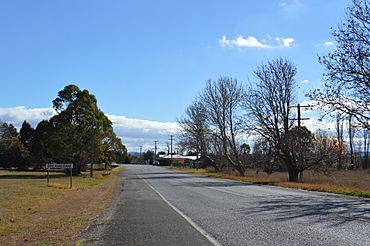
[183,181,253,188]
[0,173,67,179]
[128,175,194,180]
[238,195,370,226]
[137,172,176,175]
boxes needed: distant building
[158,154,198,166]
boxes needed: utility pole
[139,145,142,164]
[166,142,170,155]
[169,135,174,166]
[154,140,158,160]
[289,103,316,127]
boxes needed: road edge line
[141,178,222,246]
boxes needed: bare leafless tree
[244,58,300,181]
[309,0,370,130]
[362,128,369,168]
[348,115,356,168]
[201,77,246,175]
[335,112,345,168]
[252,139,279,175]
[178,100,221,170]
[178,100,207,152]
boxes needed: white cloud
[219,35,270,48]
[0,106,180,153]
[219,35,231,47]
[2,104,355,153]
[279,0,302,8]
[301,79,309,84]
[275,37,295,47]
[282,38,295,47]
[220,35,295,49]
[107,114,180,152]
[301,118,336,133]
[0,106,56,128]
[235,36,270,48]
[323,41,334,48]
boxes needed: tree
[0,138,29,169]
[100,130,128,164]
[46,84,123,175]
[20,120,34,152]
[178,100,217,169]
[178,100,208,153]
[362,128,369,168]
[348,115,356,168]
[143,150,155,162]
[282,126,316,181]
[0,123,18,139]
[309,0,370,130]
[244,58,299,181]
[201,77,246,175]
[311,132,342,175]
[335,113,345,169]
[252,139,279,175]
[31,120,52,166]
[0,122,29,169]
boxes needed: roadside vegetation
[172,167,370,198]
[0,84,129,175]
[0,167,122,245]
[0,85,128,245]
[177,0,369,186]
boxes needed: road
[84,165,370,246]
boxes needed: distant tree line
[0,84,128,175]
[178,0,369,182]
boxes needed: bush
[0,138,30,169]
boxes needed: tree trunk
[348,115,355,169]
[288,166,299,182]
[363,129,369,169]
[363,158,368,169]
[236,166,245,176]
[299,171,304,182]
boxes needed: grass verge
[0,167,122,245]
[171,167,370,198]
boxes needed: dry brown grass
[0,167,122,245]
[175,167,370,198]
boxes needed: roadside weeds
[170,167,370,198]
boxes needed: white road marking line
[140,177,222,246]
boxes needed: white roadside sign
[45,163,74,188]
[46,163,73,169]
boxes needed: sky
[0,0,351,152]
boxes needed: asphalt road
[85,165,370,246]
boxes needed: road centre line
[140,175,222,246]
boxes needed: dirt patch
[79,172,125,245]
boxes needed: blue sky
[0,0,350,151]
